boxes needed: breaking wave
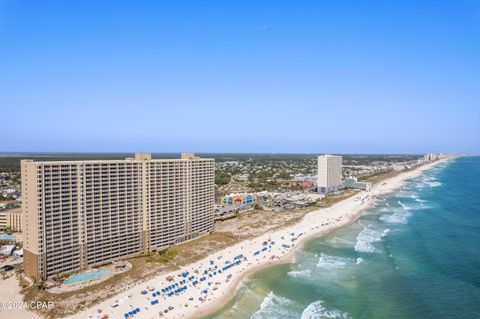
[380,203,408,224]
[300,300,351,319]
[380,212,408,224]
[354,227,389,253]
[398,200,409,211]
[327,237,356,248]
[426,181,442,187]
[251,292,299,319]
[356,257,365,265]
[421,176,442,187]
[287,269,312,279]
[316,253,351,269]
[395,190,417,198]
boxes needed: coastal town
[2,0,478,317]
[0,152,457,319]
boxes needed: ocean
[206,157,480,319]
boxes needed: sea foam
[354,227,388,253]
[316,253,351,269]
[327,237,356,248]
[287,269,312,279]
[300,300,351,319]
[380,212,408,224]
[426,181,442,187]
[421,176,442,187]
[251,292,298,319]
[380,202,411,224]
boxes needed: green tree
[215,172,231,186]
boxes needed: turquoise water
[207,157,480,318]
[64,269,111,284]
[0,234,15,240]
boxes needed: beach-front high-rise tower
[21,153,214,280]
[317,155,343,194]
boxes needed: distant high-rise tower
[317,155,343,194]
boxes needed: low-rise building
[0,209,22,232]
[222,193,260,206]
[343,177,372,191]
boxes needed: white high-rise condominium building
[21,153,214,280]
[317,155,343,194]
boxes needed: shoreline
[197,162,442,317]
[65,159,449,319]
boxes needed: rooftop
[21,153,213,165]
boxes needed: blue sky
[1,0,479,153]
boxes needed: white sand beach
[65,159,447,319]
[0,276,41,319]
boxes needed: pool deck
[48,262,132,293]
[64,269,111,285]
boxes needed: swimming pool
[64,269,111,284]
[0,234,15,240]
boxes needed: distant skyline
[1,1,479,154]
